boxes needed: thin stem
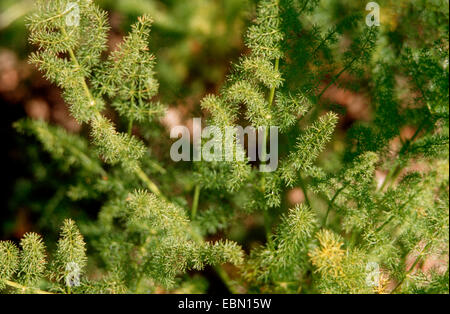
[134,166,163,198]
[323,185,347,227]
[317,28,375,100]
[375,191,417,234]
[191,185,201,219]
[128,118,134,136]
[381,164,402,191]
[61,26,96,108]
[375,215,395,233]
[299,0,309,14]
[260,58,280,242]
[260,58,280,165]
[379,164,397,192]
[379,119,428,191]
[298,177,312,208]
[214,265,238,294]
[3,280,53,294]
[349,230,359,248]
[268,59,279,106]
[317,60,354,100]
[391,241,432,294]
[401,119,427,155]
[312,28,337,56]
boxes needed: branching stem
[62,26,162,197]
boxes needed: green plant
[1,0,448,294]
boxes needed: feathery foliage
[2,0,448,294]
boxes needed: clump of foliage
[1,0,448,294]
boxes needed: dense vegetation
[0,0,448,294]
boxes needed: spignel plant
[1,0,448,294]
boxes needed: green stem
[391,241,432,294]
[379,164,397,191]
[214,265,238,294]
[3,280,53,294]
[134,166,163,198]
[375,192,417,234]
[61,26,96,108]
[183,187,237,294]
[261,58,280,164]
[128,118,134,136]
[380,119,428,191]
[317,28,375,100]
[263,209,272,242]
[298,177,312,209]
[323,185,346,227]
[349,230,359,248]
[375,215,395,233]
[260,58,280,242]
[191,185,201,219]
[268,59,279,106]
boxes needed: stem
[383,164,403,191]
[375,215,394,233]
[401,119,428,155]
[298,177,312,209]
[317,63,351,100]
[323,185,346,227]
[349,230,359,248]
[214,265,238,294]
[391,241,432,294]
[261,58,280,163]
[191,185,201,219]
[134,166,163,198]
[3,280,53,294]
[61,26,96,108]
[379,164,397,191]
[379,119,428,191]
[268,59,279,106]
[128,118,134,136]
[317,28,375,100]
[375,192,417,234]
[312,28,337,56]
[299,0,309,14]
[260,58,280,242]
